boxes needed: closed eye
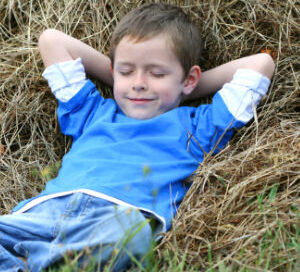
[118,70,133,76]
[150,71,166,78]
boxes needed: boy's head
[109,3,202,77]
[109,3,202,120]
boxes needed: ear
[182,65,201,95]
[110,64,114,78]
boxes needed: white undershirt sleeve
[42,58,88,102]
[218,69,271,123]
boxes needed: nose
[132,71,147,91]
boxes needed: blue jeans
[0,193,152,271]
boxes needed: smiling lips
[129,98,154,105]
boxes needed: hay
[0,0,299,270]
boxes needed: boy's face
[112,34,191,120]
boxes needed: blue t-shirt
[13,64,270,232]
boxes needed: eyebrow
[116,62,168,70]
[116,62,134,66]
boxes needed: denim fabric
[0,193,152,272]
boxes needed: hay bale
[0,0,299,270]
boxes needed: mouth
[128,98,154,105]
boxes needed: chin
[130,114,154,120]
[126,111,157,120]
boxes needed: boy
[0,3,274,272]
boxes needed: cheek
[160,90,173,100]
[113,86,122,105]
[113,77,127,96]
[157,85,183,108]
[156,82,179,101]
[158,90,180,108]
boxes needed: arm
[183,53,275,101]
[38,29,113,86]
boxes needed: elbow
[260,53,275,80]
[38,29,59,49]
[38,29,68,67]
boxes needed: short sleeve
[189,69,271,157]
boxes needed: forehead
[114,34,179,65]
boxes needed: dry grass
[0,0,299,271]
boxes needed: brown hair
[109,3,202,78]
